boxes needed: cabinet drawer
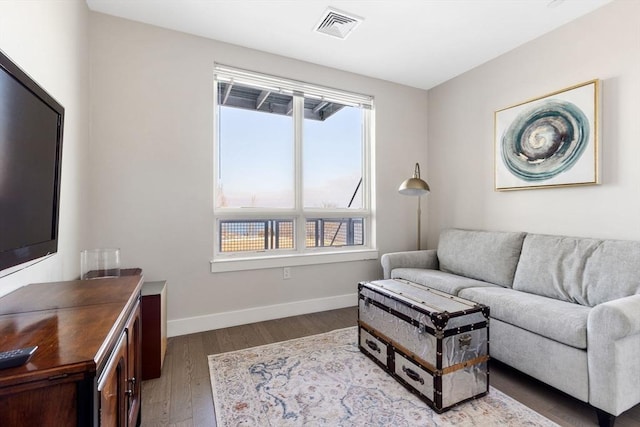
[359,328,388,366]
[394,351,434,400]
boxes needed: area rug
[208,327,558,426]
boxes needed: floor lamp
[398,163,430,250]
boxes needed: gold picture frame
[494,80,600,191]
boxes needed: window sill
[210,249,379,273]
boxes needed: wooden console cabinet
[0,272,143,426]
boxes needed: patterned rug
[208,327,559,426]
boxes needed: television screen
[0,50,64,273]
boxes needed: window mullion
[293,93,305,252]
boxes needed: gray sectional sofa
[381,228,640,427]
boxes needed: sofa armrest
[587,294,640,415]
[380,250,438,279]
[589,294,640,341]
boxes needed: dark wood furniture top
[0,273,143,391]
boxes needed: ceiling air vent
[315,8,363,40]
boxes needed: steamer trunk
[358,279,490,412]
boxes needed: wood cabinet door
[98,333,127,427]
[125,301,142,426]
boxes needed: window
[212,65,375,270]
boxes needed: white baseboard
[167,293,358,337]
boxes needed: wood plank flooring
[141,307,640,426]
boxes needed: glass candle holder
[80,248,121,279]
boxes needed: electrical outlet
[283,267,291,280]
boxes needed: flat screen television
[0,49,64,273]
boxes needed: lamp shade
[398,163,430,196]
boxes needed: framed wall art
[494,80,600,191]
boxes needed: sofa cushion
[437,229,526,288]
[459,287,590,349]
[512,234,640,306]
[390,268,502,296]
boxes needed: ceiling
[85,0,613,90]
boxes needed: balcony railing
[305,218,363,248]
[219,218,364,253]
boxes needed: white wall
[0,1,90,296]
[88,13,428,336]
[427,0,640,246]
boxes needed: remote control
[0,346,38,370]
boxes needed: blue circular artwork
[501,100,590,182]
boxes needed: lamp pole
[417,196,422,250]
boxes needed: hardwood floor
[141,307,640,427]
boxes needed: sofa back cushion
[437,229,526,288]
[512,234,640,306]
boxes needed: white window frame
[211,64,377,272]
